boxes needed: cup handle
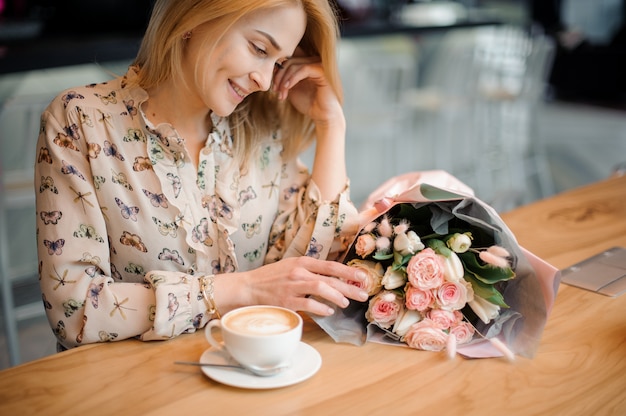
[205,319,225,351]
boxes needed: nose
[250,61,275,92]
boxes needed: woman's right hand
[213,256,369,317]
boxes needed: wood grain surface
[1,175,625,415]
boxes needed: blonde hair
[133,0,342,162]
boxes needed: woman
[35,0,368,350]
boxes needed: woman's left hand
[273,49,348,201]
[272,50,343,126]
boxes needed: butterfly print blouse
[35,67,359,349]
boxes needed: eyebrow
[255,30,282,51]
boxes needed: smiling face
[182,4,307,117]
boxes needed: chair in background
[404,25,556,211]
[0,93,49,366]
[471,25,557,210]
[0,62,128,367]
[337,35,420,206]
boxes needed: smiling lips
[229,80,249,101]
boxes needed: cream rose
[446,232,472,253]
[392,309,422,337]
[393,231,425,256]
[346,259,384,296]
[442,251,464,282]
[382,267,406,290]
[406,248,445,290]
[468,296,501,324]
[355,234,376,258]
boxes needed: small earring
[182,31,192,40]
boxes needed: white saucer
[200,342,321,389]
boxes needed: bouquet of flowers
[314,171,560,359]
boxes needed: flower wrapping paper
[313,170,561,358]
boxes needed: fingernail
[327,307,335,315]
[356,271,366,280]
[359,291,369,300]
[342,297,349,307]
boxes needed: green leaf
[392,261,407,273]
[393,251,403,265]
[458,252,515,284]
[426,239,452,257]
[372,252,394,261]
[464,273,509,308]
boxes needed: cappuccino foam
[225,307,298,336]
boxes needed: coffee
[205,305,303,376]
[224,306,299,336]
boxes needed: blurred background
[1,0,625,369]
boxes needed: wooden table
[1,175,625,415]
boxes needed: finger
[274,62,324,100]
[272,63,288,93]
[302,257,367,284]
[290,295,336,317]
[300,277,369,315]
[271,57,300,93]
[312,278,353,307]
[293,262,369,304]
[281,62,324,88]
[261,273,339,316]
[300,259,356,279]
[292,280,349,316]
[324,275,369,302]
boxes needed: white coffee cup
[205,305,302,375]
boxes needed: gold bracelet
[198,274,221,320]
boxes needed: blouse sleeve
[265,157,359,263]
[36,101,211,349]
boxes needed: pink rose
[355,234,376,258]
[426,309,458,330]
[365,290,403,329]
[406,248,445,290]
[435,281,470,311]
[403,318,449,351]
[449,321,475,345]
[404,285,434,311]
[346,259,384,296]
[452,310,463,322]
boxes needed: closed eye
[251,42,267,57]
